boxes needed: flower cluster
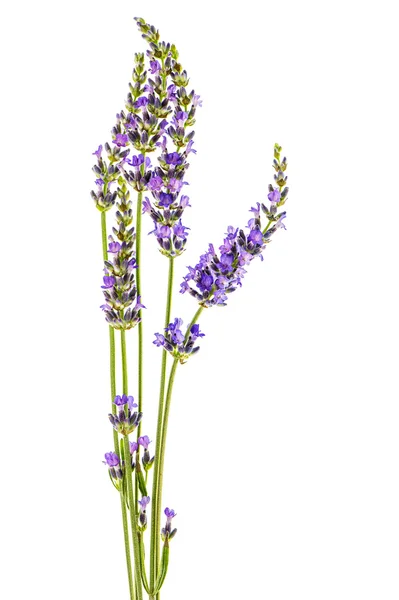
[108,394,143,436]
[180,145,288,307]
[161,507,177,542]
[134,17,201,257]
[100,180,145,329]
[153,318,205,363]
[91,144,125,212]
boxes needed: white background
[1,1,398,598]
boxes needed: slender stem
[101,212,135,599]
[150,257,174,593]
[153,358,179,584]
[120,494,136,600]
[121,329,128,395]
[124,437,143,600]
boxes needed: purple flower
[114,394,137,409]
[190,324,205,339]
[130,441,139,454]
[95,178,104,186]
[93,145,103,158]
[173,220,189,240]
[199,272,213,291]
[135,96,148,108]
[138,435,151,449]
[186,140,196,154]
[248,228,263,245]
[153,333,166,347]
[159,119,169,134]
[156,224,172,238]
[150,60,161,74]
[147,176,163,191]
[101,275,115,289]
[108,240,121,253]
[276,213,287,230]
[113,133,129,147]
[192,94,202,107]
[158,192,174,207]
[164,507,176,521]
[179,195,191,208]
[162,506,177,541]
[166,318,185,344]
[138,496,151,510]
[175,111,188,122]
[168,178,184,193]
[142,197,152,214]
[126,154,145,167]
[268,188,281,203]
[165,152,182,165]
[104,451,120,467]
[167,84,177,101]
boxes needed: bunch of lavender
[92,17,289,600]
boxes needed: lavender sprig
[181,144,288,307]
[100,180,146,329]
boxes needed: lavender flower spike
[181,144,289,307]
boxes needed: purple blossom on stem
[138,496,151,511]
[107,239,121,253]
[138,495,151,527]
[147,176,164,192]
[153,318,204,363]
[103,451,123,481]
[104,451,120,467]
[112,133,129,147]
[138,435,151,450]
[162,507,177,541]
[92,145,103,158]
[101,276,116,289]
[164,507,176,522]
[268,187,281,203]
[135,96,148,108]
[130,441,139,454]
[165,152,182,165]
[113,394,138,409]
[181,145,289,307]
[149,60,161,74]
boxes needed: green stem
[150,257,174,593]
[153,358,179,589]
[121,329,128,395]
[124,437,143,600]
[101,212,135,600]
[120,494,136,600]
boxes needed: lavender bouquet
[91,17,289,600]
